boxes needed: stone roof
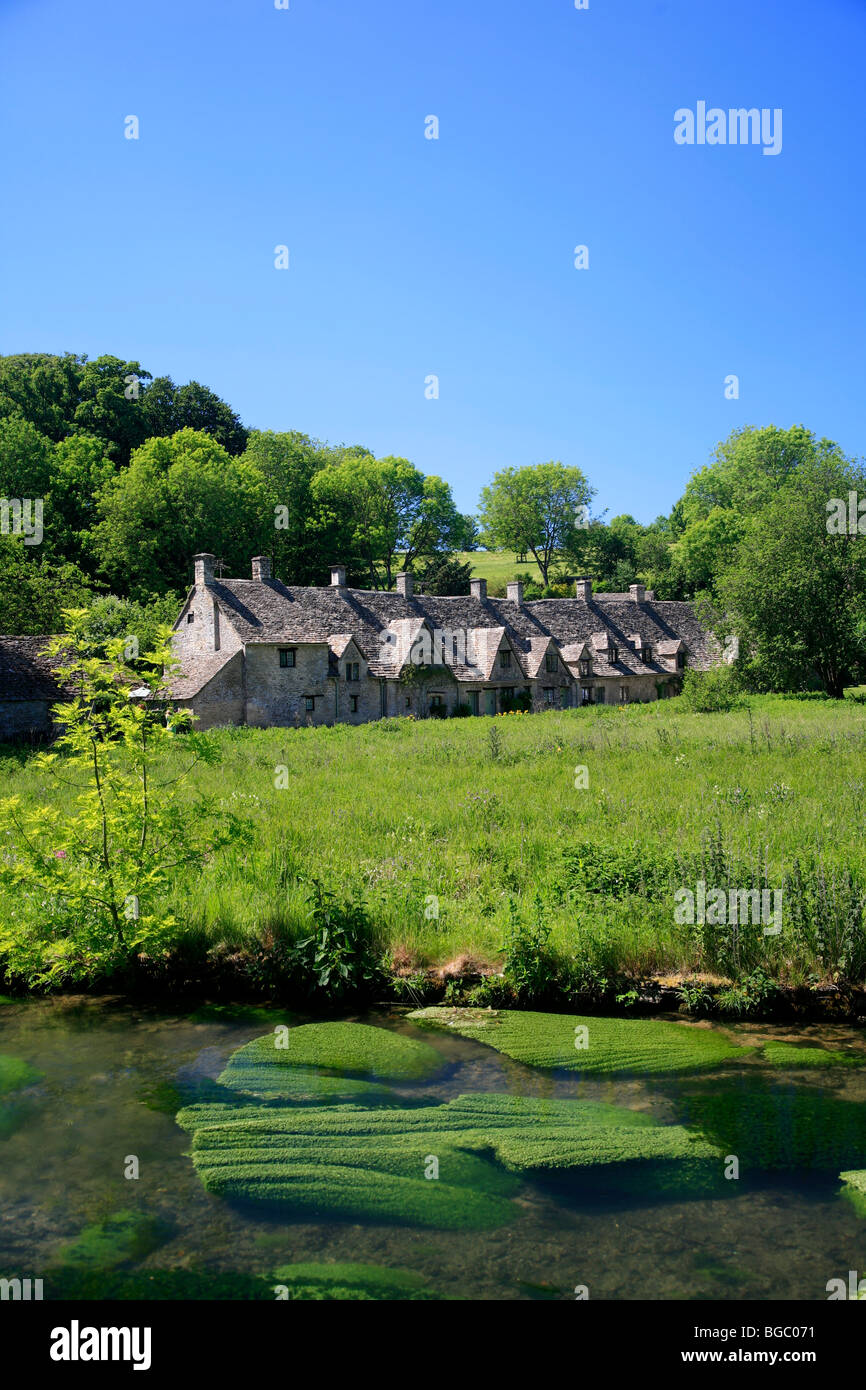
[0,636,73,703]
[178,578,716,684]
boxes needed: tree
[0,353,83,442]
[311,455,465,589]
[91,429,270,597]
[0,537,96,634]
[72,355,153,465]
[141,377,248,455]
[0,613,247,986]
[716,453,866,697]
[242,429,343,585]
[478,462,595,586]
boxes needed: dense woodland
[1,351,865,695]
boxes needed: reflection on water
[0,997,863,1300]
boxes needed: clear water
[1,997,864,1301]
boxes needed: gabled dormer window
[346,661,359,681]
[578,659,591,677]
[499,650,511,669]
[609,646,618,663]
[676,651,686,670]
[545,653,557,673]
[641,647,651,664]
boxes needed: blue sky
[1,0,864,521]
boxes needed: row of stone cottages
[0,552,718,737]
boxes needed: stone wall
[177,651,245,729]
[0,700,52,740]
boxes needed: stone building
[167,554,718,729]
[0,636,72,740]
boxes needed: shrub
[680,666,744,713]
[500,895,556,1002]
[292,879,383,1001]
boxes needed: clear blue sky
[1,0,864,521]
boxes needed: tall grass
[2,694,866,985]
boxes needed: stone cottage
[167,554,717,728]
[0,636,72,740]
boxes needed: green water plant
[407,1007,753,1075]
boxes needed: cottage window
[499,650,511,669]
[578,659,590,677]
[500,687,515,704]
[279,649,296,668]
[580,684,592,705]
[620,685,628,703]
[677,651,686,670]
[609,646,618,663]
[346,661,359,681]
[406,696,411,707]
[431,694,444,708]
[186,612,195,624]
[543,687,555,705]
[470,691,480,715]
[349,694,359,713]
[594,687,606,704]
[545,653,557,673]
[304,696,315,711]
[642,647,651,664]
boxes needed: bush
[500,896,556,1002]
[292,879,383,1001]
[680,666,744,713]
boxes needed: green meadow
[2,692,866,989]
[454,550,546,590]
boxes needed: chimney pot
[194,552,215,586]
[396,572,414,599]
[330,564,346,588]
[470,577,487,601]
[506,580,524,604]
[252,555,272,581]
[575,577,592,600]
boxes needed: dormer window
[609,646,618,663]
[346,661,359,681]
[499,650,511,669]
[676,651,686,670]
[578,659,591,677]
[641,647,651,664]
[545,653,557,673]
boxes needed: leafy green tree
[478,462,595,586]
[141,377,248,455]
[243,429,343,584]
[716,453,866,697]
[91,429,270,597]
[0,613,248,986]
[312,455,465,589]
[0,353,83,441]
[414,553,473,595]
[0,537,96,633]
[72,355,153,465]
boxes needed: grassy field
[3,693,866,991]
[454,550,546,589]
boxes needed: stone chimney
[629,583,645,603]
[575,577,592,600]
[396,572,414,599]
[645,589,656,602]
[506,580,523,604]
[470,577,487,602]
[330,564,346,588]
[251,556,272,581]
[194,552,215,586]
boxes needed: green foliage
[478,461,595,586]
[53,1211,171,1269]
[272,1263,436,1300]
[409,1007,752,1074]
[292,880,384,1000]
[500,896,556,1001]
[0,612,248,985]
[680,666,744,712]
[178,1084,722,1224]
[218,1020,442,1101]
[679,1081,866,1171]
[0,1053,42,1095]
